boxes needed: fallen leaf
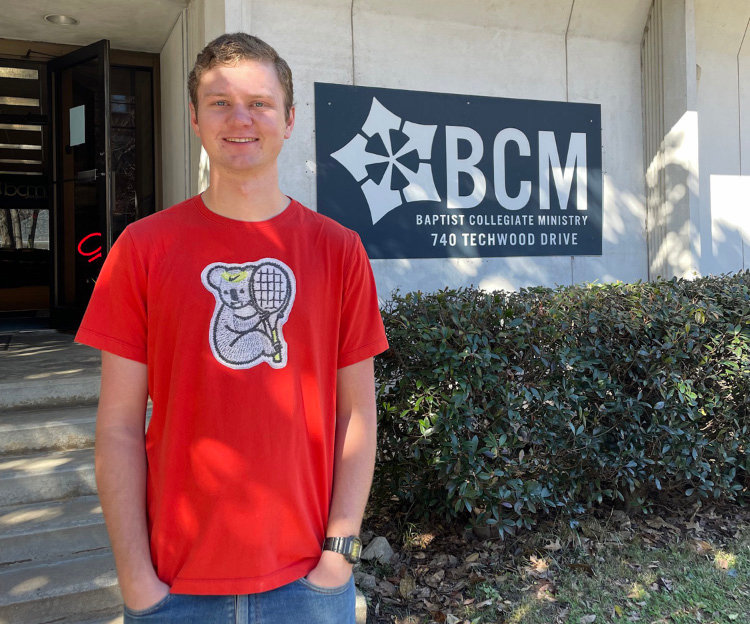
[657,577,673,592]
[692,539,713,555]
[614,605,624,616]
[465,553,480,563]
[399,576,416,598]
[580,615,596,623]
[544,539,563,551]
[535,581,556,601]
[525,555,550,578]
[425,569,445,587]
[645,516,667,528]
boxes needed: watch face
[350,538,362,561]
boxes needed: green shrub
[374,272,750,534]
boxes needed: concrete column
[741,23,750,177]
[656,0,702,277]
[160,11,191,208]
[181,0,254,196]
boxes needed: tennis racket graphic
[249,262,293,363]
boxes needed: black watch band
[323,535,362,564]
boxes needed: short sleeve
[75,228,148,363]
[337,234,389,368]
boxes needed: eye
[214,100,229,107]
[253,101,266,108]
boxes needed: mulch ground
[357,498,750,624]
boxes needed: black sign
[315,83,602,259]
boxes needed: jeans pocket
[297,575,353,595]
[124,592,173,617]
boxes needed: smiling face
[189,59,295,179]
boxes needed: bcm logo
[331,97,590,225]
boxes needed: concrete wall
[695,0,750,274]
[125,0,750,295]
[236,0,652,296]
[160,12,191,209]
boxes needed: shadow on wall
[645,112,702,280]
[645,114,749,279]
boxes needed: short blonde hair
[188,33,294,120]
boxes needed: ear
[207,266,225,289]
[284,106,295,140]
[189,102,201,139]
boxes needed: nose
[230,289,239,302]
[230,105,253,125]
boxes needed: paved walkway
[0,331,101,410]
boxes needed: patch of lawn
[518,530,750,624]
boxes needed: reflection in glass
[0,61,50,308]
[0,208,49,250]
[110,67,154,241]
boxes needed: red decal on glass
[77,232,102,262]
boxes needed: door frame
[48,39,112,327]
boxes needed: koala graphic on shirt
[201,259,296,369]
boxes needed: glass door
[49,40,112,328]
[0,60,51,315]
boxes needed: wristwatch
[323,536,362,564]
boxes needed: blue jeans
[123,577,356,624]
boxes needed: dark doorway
[0,59,51,316]
[0,39,157,329]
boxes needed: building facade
[0,0,748,324]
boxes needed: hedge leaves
[374,272,750,533]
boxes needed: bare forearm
[95,423,157,599]
[326,407,376,538]
[306,359,378,587]
[95,351,166,609]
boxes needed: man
[76,33,388,623]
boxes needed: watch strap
[323,536,346,553]
[323,535,362,563]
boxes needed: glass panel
[110,67,154,241]
[0,67,38,80]
[0,68,43,116]
[0,158,42,165]
[0,60,49,311]
[0,96,39,107]
[0,123,43,131]
[0,143,42,150]
[56,56,107,309]
[0,197,50,290]
[0,208,49,250]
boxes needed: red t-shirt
[76,196,388,594]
